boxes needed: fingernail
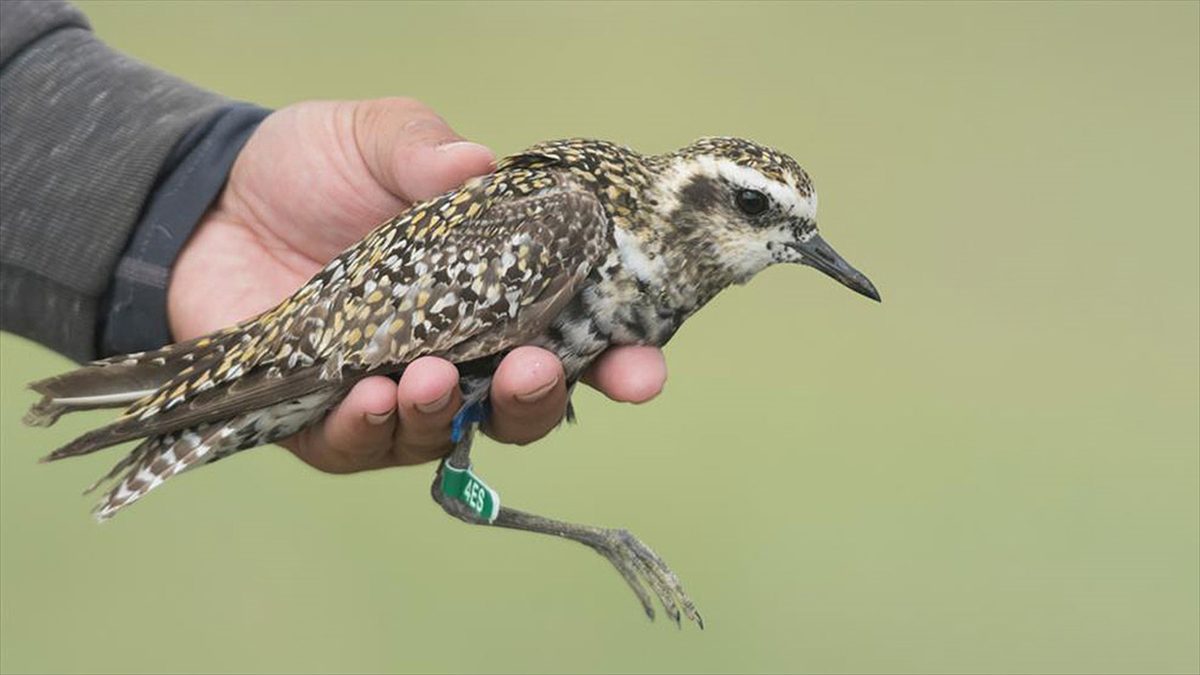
[437,140,493,157]
[415,390,453,414]
[365,411,394,426]
[403,117,445,134]
[515,376,560,404]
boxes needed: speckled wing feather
[42,167,611,461]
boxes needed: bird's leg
[431,407,702,627]
[491,507,703,628]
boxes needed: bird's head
[650,137,880,302]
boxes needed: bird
[24,136,880,627]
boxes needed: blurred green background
[2,1,1197,673]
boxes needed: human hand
[166,98,667,472]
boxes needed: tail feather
[92,422,236,521]
[87,389,340,520]
[28,321,344,519]
[24,332,236,428]
[24,389,158,427]
[39,425,149,464]
[82,437,160,496]
[38,365,334,464]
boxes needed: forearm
[0,0,235,360]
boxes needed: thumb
[352,97,495,204]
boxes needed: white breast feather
[613,226,666,284]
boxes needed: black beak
[791,233,881,302]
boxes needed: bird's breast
[533,270,681,381]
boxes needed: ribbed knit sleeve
[0,0,228,360]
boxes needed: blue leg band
[451,400,491,443]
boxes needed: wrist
[99,103,271,356]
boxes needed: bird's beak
[791,233,881,302]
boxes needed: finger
[285,376,399,473]
[393,356,462,465]
[352,97,495,204]
[582,345,667,403]
[486,346,568,446]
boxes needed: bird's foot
[431,425,703,628]
[588,527,703,629]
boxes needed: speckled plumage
[27,137,879,623]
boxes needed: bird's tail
[84,388,340,520]
[89,421,237,521]
[23,334,235,428]
[27,329,343,518]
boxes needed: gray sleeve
[0,0,229,361]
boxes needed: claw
[592,527,703,628]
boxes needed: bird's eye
[735,189,769,216]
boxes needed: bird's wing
[45,170,610,459]
[331,175,610,371]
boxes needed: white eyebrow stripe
[697,156,817,221]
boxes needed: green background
[2,2,1197,673]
